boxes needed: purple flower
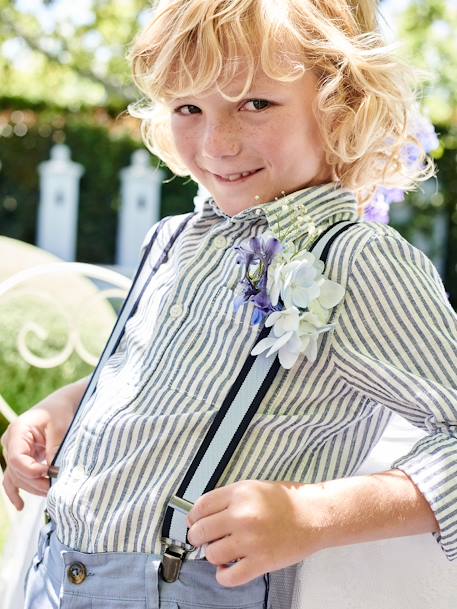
[365,115,439,224]
[251,281,281,323]
[234,277,258,310]
[364,187,405,223]
[402,143,422,166]
[384,188,406,204]
[233,234,284,324]
[234,235,282,268]
[414,115,440,153]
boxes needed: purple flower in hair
[365,115,440,224]
[414,115,440,153]
[364,187,405,223]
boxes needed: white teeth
[222,170,256,181]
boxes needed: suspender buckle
[160,544,188,583]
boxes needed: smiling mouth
[212,168,263,183]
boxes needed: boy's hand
[1,376,89,510]
[186,479,324,587]
[1,419,52,510]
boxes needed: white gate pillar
[37,144,84,261]
[116,150,163,267]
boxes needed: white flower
[266,256,284,307]
[251,327,302,369]
[248,235,346,370]
[266,307,300,336]
[251,301,341,370]
[280,254,323,309]
[317,278,345,309]
[267,249,335,311]
[251,308,301,368]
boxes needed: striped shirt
[47,182,457,560]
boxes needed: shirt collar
[202,182,359,243]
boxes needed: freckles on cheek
[171,127,194,166]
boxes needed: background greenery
[0,97,198,263]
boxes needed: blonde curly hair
[127,0,434,214]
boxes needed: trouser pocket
[23,519,59,609]
[32,519,55,569]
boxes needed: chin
[214,200,245,216]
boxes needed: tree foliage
[398,0,457,125]
[0,0,149,108]
[0,0,455,120]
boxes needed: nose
[201,120,241,159]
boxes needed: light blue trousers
[24,521,269,609]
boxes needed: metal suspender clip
[160,496,195,583]
[160,542,188,583]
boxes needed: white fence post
[37,144,84,261]
[116,150,163,268]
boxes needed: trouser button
[67,561,87,584]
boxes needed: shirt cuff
[392,432,457,561]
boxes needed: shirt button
[213,235,228,249]
[67,561,87,585]
[169,303,183,319]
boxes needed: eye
[174,104,201,115]
[243,99,271,111]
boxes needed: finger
[45,442,62,468]
[5,467,50,497]
[2,471,24,511]
[13,470,50,496]
[0,428,10,450]
[205,536,243,566]
[17,479,49,497]
[8,452,49,479]
[216,557,259,588]
[1,430,10,460]
[27,426,47,461]
[187,511,231,547]
[187,487,231,526]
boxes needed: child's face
[169,68,332,216]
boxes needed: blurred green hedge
[0,96,197,264]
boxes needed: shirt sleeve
[329,226,457,560]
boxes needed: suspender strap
[49,214,194,474]
[161,220,359,549]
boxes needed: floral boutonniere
[233,233,345,369]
